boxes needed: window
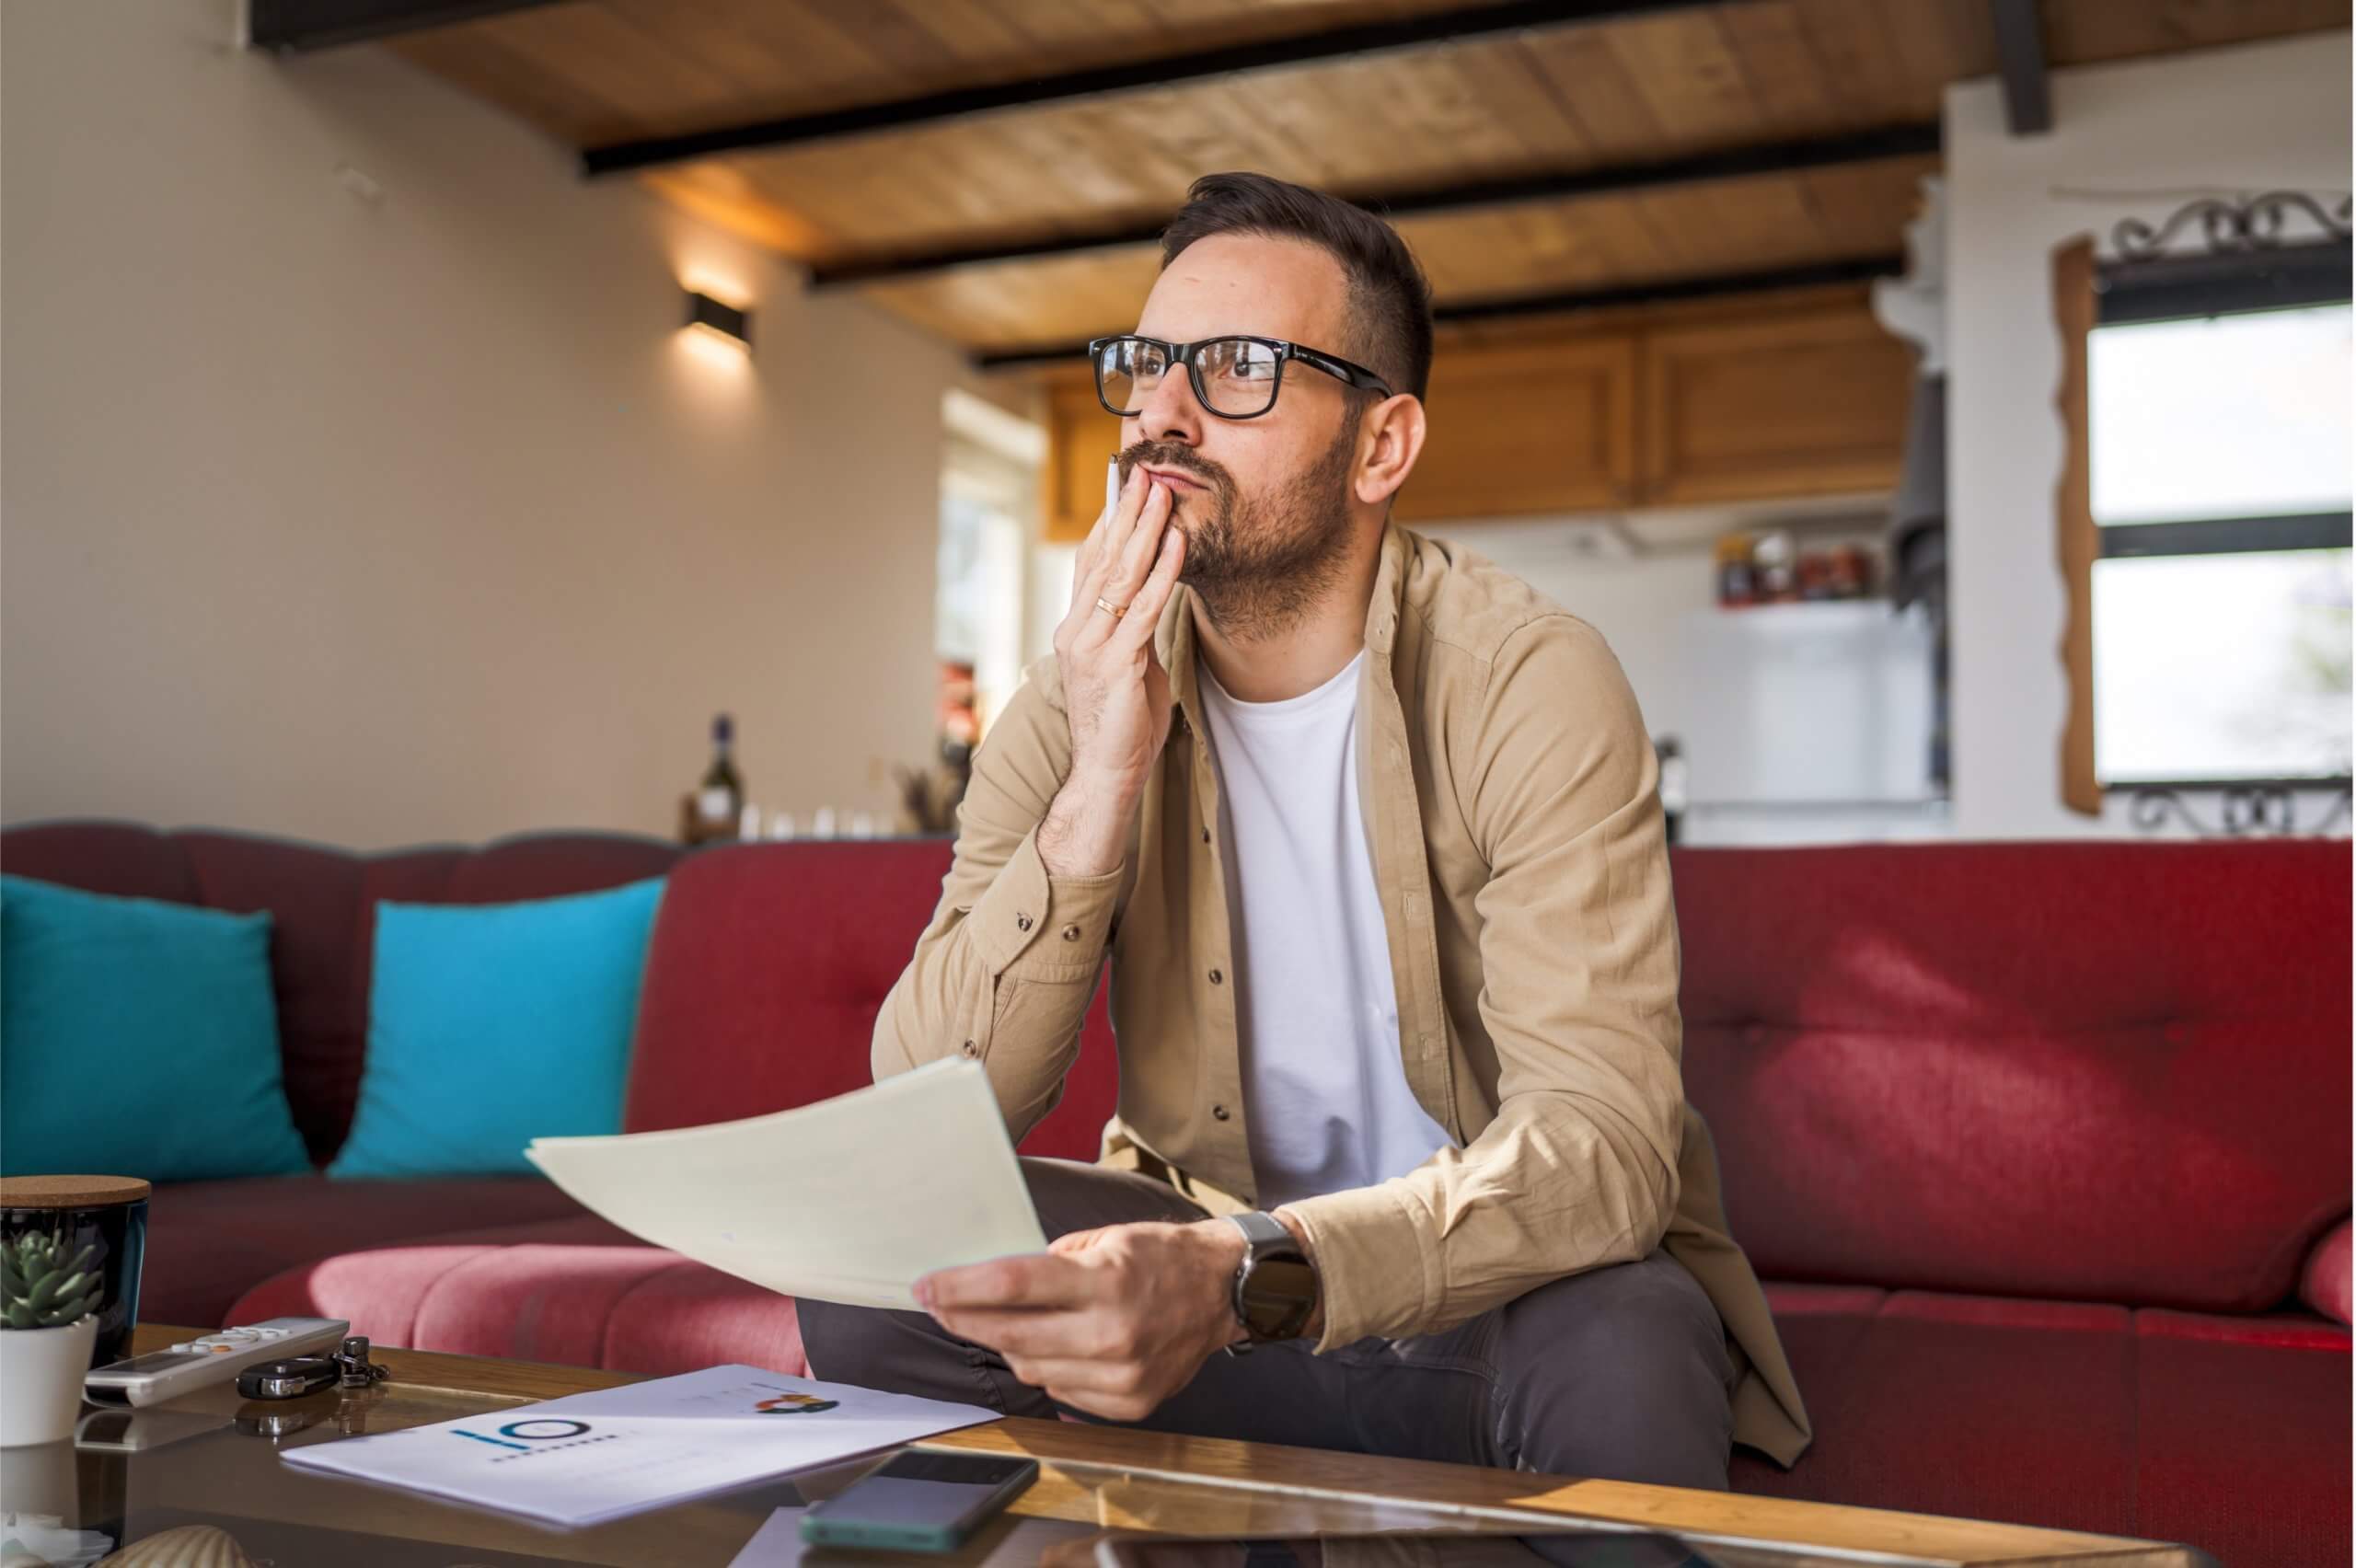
[938,391,1045,736]
[2058,234,2351,808]
[2090,301,2350,785]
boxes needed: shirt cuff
[1277,1182,1439,1351]
[964,828,1123,982]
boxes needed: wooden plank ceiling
[384,0,2350,356]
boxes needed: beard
[1116,421,1357,642]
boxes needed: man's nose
[1128,358,1206,450]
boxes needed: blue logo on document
[452,1417,603,1456]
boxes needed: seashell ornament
[95,1525,259,1568]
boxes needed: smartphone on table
[800,1448,1040,1553]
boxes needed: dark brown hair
[1159,171,1434,401]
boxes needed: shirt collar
[1363,520,1407,657]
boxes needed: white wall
[1425,512,1952,846]
[1422,519,1749,756]
[1943,29,2352,839]
[2,0,964,847]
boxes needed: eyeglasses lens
[1097,339,1278,417]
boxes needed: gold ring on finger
[1094,596,1126,619]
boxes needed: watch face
[1240,1256,1319,1340]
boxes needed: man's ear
[1353,393,1426,509]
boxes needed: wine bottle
[696,714,744,838]
[1655,734,1688,847]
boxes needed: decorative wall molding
[2112,190,2352,261]
[2127,784,2353,837]
[1873,177,1949,373]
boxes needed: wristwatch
[1223,1211,1319,1355]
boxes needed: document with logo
[523,1058,1048,1310]
[281,1366,997,1527]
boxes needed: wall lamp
[684,290,753,353]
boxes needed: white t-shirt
[1198,651,1454,1209]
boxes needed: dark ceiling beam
[1434,252,1903,324]
[813,123,1939,290]
[580,0,1746,178]
[971,254,1906,371]
[1988,0,2052,134]
[248,0,566,52]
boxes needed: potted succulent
[1,1227,105,1446]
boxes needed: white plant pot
[0,1316,98,1447]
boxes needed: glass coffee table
[2,1327,2207,1567]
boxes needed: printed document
[524,1058,1048,1309]
[282,1366,995,1527]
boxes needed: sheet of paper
[281,1365,997,1528]
[525,1058,1048,1310]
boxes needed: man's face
[1114,235,1366,628]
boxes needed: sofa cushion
[299,831,683,1161]
[330,880,666,1179]
[139,1174,590,1328]
[225,1223,807,1380]
[625,840,1118,1162]
[2131,1307,2353,1565]
[1730,1282,2350,1568]
[2300,1218,2351,1326]
[1676,841,2350,1314]
[1,876,310,1183]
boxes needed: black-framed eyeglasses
[1087,334,1393,421]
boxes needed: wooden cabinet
[1043,371,1122,544]
[1393,335,1635,522]
[1638,304,1912,506]
[1023,290,1911,533]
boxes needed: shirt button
[1015,914,1033,932]
[1211,1104,1231,1122]
[1060,923,1081,941]
[1208,968,1224,986]
[1201,826,1211,844]
[960,1040,978,1058]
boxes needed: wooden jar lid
[0,1175,152,1209]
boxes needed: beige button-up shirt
[874,524,1812,1468]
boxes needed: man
[800,173,1810,1492]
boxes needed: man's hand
[914,1218,1244,1423]
[1037,467,1187,878]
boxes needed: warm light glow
[677,267,751,312]
[677,323,754,373]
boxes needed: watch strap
[1226,1209,1292,1251]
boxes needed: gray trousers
[799,1159,1737,1492]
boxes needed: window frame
[2055,234,2353,810]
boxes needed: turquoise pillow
[1,875,310,1182]
[329,878,665,1179]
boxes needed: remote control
[84,1317,351,1408]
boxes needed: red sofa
[5,821,2347,1565]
